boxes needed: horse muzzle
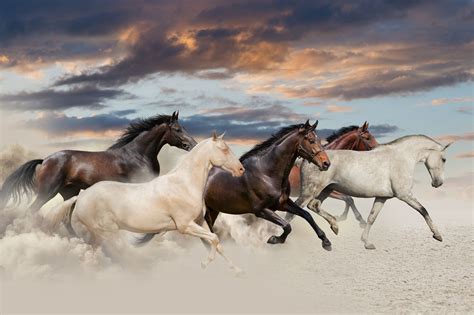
[319,161,330,171]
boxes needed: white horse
[44,132,245,272]
[292,135,452,249]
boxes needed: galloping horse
[295,135,452,249]
[0,112,197,212]
[136,121,333,249]
[286,122,378,228]
[202,121,334,249]
[45,133,244,272]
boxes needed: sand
[0,195,473,314]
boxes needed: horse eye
[442,158,446,163]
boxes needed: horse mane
[325,125,358,144]
[381,135,442,147]
[108,114,171,149]
[240,124,303,161]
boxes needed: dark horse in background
[0,112,197,213]
[137,120,333,250]
[287,122,378,228]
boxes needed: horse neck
[262,132,299,183]
[130,125,168,161]
[165,141,212,192]
[388,136,441,162]
[325,132,359,150]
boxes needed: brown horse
[136,120,333,249]
[287,122,378,227]
[0,112,197,213]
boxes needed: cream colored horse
[45,132,245,272]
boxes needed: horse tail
[42,196,78,232]
[0,159,43,208]
[132,233,160,246]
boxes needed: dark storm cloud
[1,0,472,100]
[0,85,131,111]
[22,104,399,143]
[25,113,132,134]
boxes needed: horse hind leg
[332,192,367,228]
[307,188,339,235]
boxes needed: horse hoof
[359,222,367,228]
[233,268,245,277]
[201,261,208,269]
[322,239,332,251]
[433,234,443,242]
[364,243,376,250]
[335,216,347,222]
[267,235,284,244]
[331,224,339,235]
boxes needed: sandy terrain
[0,194,472,314]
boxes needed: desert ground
[0,187,472,314]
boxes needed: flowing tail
[0,159,43,208]
[42,196,78,233]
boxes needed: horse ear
[212,130,218,141]
[305,119,310,127]
[443,142,453,151]
[311,120,318,130]
[361,121,369,131]
[175,110,179,120]
[170,111,176,123]
[218,131,226,139]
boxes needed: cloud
[431,97,474,106]
[24,112,131,136]
[326,104,353,113]
[435,132,474,143]
[456,106,473,115]
[110,109,137,117]
[0,85,131,111]
[455,151,474,159]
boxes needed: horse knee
[307,199,321,212]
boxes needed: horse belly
[332,173,393,198]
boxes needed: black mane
[326,125,358,144]
[108,114,171,149]
[240,124,304,161]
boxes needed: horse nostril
[323,161,330,168]
[240,167,245,173]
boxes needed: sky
[0,0,472,183]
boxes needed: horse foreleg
[361,197,387,250]
[255,208,292,244]
[282,200,332,251]
[284,191,313,222]
[399,195,442,242]
[182,221,219,269]
[201,219,242,275]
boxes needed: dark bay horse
[286,122,378,228]
[205,121,335,249]
[0,111,197,212]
